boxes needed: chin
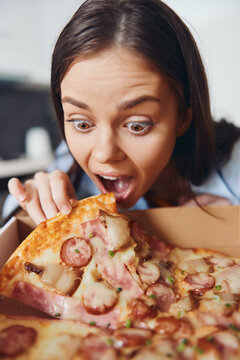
[115,198,137,210]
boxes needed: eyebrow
[62,96,90,110]
[118,96,161,110]
[61,95,161,111]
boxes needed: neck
[146,162,191,206]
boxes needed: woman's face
[61,47,184,208]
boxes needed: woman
[6,0,240,224]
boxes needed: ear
[176,108,192,137]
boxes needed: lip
[93,172,135,204]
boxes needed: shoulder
[191,138,240,204]
[219,138,240,195]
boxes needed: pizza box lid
[0,204,240,316]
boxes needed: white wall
[0,0,239,125]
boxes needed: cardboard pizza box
[0,204,240,316]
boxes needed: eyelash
[124,121,153,134]
[66,119,153,135]
[66,119,93,132]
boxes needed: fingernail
[19,194,26,202]
[61,204,72,215]
[70,198,77,205]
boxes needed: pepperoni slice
[185,272,215,295]
[205,255,235,268]
[197,337,219,357]
[0,325,37,356]
[114,328,152,347]
[131,299,157,320]
[60,237,92,267]
[82,282,118,314]
[146,283,175,312]
[154,316,180,335]
[81,334,118,360]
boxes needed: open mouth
[96,175,134,202]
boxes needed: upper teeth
[100,175,119,180]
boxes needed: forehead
[60,47,173,100]
[64,46,157,76]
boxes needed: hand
[179,193,232,207]
[8,170,76,225]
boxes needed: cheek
[129,134,176,178]
[65,131,89,167]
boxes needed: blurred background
[0,0,240,223]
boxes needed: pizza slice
[0,193,147,328]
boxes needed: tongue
[103,178,132,196]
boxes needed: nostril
[93,144,125,163]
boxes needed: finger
[66,178,77,200]
[34,172,59,219]
[70,198,78,205]
[23,180,47,225]
[49,170,73,215]
[8,177,27,203]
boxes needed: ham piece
[12,280,121,328]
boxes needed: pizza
[0,192,240,359]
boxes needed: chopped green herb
[193,346,204,354]
[207,336,214,342]
[106,323,111,328]
[177,310,184,318]
[89,233,93,238]
[74,249,80,253]
[180,270,185,275]
[54,312,61,317]
[108,250,115,257]
[146,339,152,346]
[117,287,122,293]
[225,303,231,307]
[228,324,240,332]
[177,339,187,352]
[107,338,113,346]
[215,284,222,291]
[177,343,185,352]
[166,354,173,358]
[149,294,156,299]
[125,319,131,328]
[213,294,221,301]
[89,321,96,326]
[167,276,175,285]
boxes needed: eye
[125,120,152,135]
[66,119,94,132]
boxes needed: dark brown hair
[51,0,237,187]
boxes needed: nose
[92,127,125,164]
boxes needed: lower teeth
[101,177,131,195]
